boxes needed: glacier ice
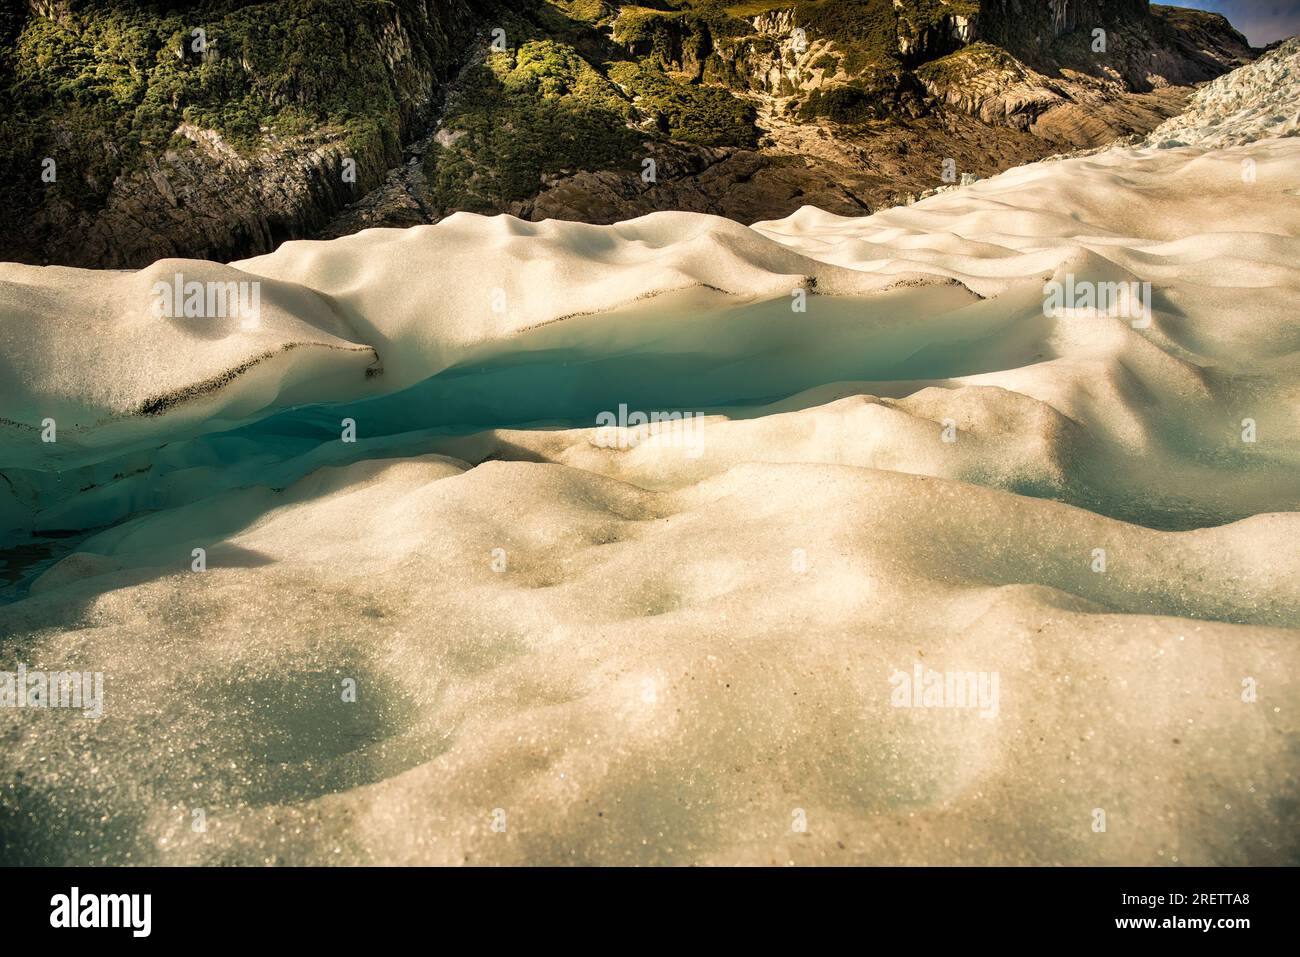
[1,94,1298,864]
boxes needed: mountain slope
[0,0,1257,267]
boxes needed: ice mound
[0,259,377,460]
[2,56,1299,863]
[1142,36,1300,149]
[3,455,1298,865]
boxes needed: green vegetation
[610,60,759,145]
[613,5,750,62]
[907,0,981,25]
[1,0,777,227]
[796,77,883,122]
[0,0,1252,266]
[796,0,900,50]
[0,0,997,224]
[424,40,642,211]
[811,52,838,72]
[0,0,471,215]
[549,0,612,23]
[424,34,760,212]
[794,63,928,124]
[915,41,1022,88]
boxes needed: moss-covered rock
[0,0,1258,266]
[424,39,643,210]
[1,0,481,262]
[609,60,759,146]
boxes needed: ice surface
[1141,36,1300,149]
[1,52,1298,863]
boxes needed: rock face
[916,2,1253,136]
[0,0,1261,268]
[0,0,481,268]
[975,0,1149,53]
[29,126,370,268]
[989,0,1255,87]
[415,0,1242,230]
[508,113,1075,227]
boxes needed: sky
[1171,1,1300,46]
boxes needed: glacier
[0,41,1297,865]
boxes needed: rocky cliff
[0,0,482,267]
[0,1,1260,268]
